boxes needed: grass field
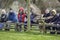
[0,30,60,40]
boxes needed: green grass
[0,30,60,40]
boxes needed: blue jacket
[8,12,17,22]
[30,13,37,23]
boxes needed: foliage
[0,0,14,8]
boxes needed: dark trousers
[16,23,22,32]
[5,23,10,31]
[24,25,27,31]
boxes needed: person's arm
[4,14,8,21]
[46,16,53,19]
[43,16,53,20]
[50,15,59,23]
[18,14,20,21]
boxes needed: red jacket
[18,13,26,22]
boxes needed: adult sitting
[5,8,18,31]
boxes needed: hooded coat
[8,12,17,22]
[1,14,7,22]
[18,13,26,22]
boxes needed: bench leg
[15,24,22,32]
[43,26,47,33]
[39,26,44,33]
[5,24,10,31]
[19,25,22,32]
[39,26,46,33]
[30,25,32,30]
[56,27,60,34]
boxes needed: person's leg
[31,21,33,28]
[24,21,28,31]
[15,23,19,31]
[50,26,56,34]
[45,26,51,30]
[24,25,27,32]
[0,23,4,30]
[19,25,22,32]
[5,21,12,31]
[5,23,10,31]
[31,21,36,28]
[39,25,44,33]
[57,26,60,34]
[17,23,22,32]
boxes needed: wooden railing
[0,22,60,34]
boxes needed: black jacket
[0,14,7,22]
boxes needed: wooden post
[27,0,30,31]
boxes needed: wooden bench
[5,22,24,31]
[0,22,60,34]
[39,23,60,34]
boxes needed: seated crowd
[43,9,60,34]
[0,7,37,32]
[0,7,60,34]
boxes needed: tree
[0,0,14,8]
[58,0,60,2]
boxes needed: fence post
[27,0,30,31]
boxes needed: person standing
[17,7,26,32]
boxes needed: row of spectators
[43,9,60,34]
[1,7,60,34]
[0,7,37,32]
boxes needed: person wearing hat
[43,9,53,23]
[52,10,60,34]
[43,9,53,31]
[49,9,60,34]
[43,9,60,34]
[0,9,7,30]
[0,9,7,22]
[16,7,27,32]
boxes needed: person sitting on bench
[30,8,37,24]
[0,9,7,23]
[48,9,60,34]
[53,12,60,34]
[0,9,7,30]
[43,9,53,23]
[8,8,18,22]
[6,8,17,31]
[43,9,53,30]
